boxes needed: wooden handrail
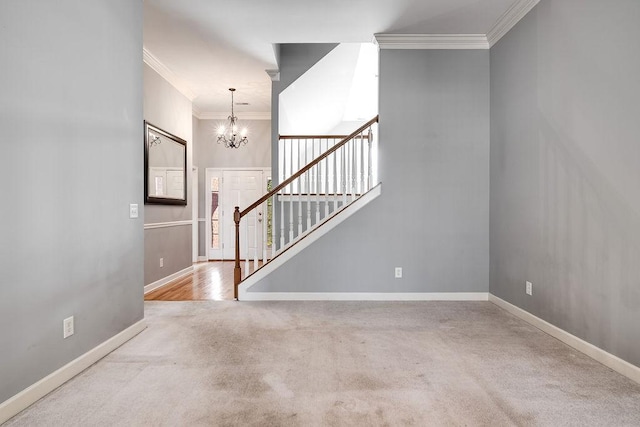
[233,115,378,296]
[240,115,378,218]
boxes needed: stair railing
[233,115,379,298]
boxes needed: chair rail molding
[144,220,193,230]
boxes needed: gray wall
[490,0,640,366]
[143,64,193,284]
[193,117,271,257]
[0,0,143,403]
[251,49,490,293]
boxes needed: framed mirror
[144,121,187,205]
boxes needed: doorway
[205,168,271,260]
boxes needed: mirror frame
[144,121,187,206]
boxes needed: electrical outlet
[395,267,403,278]
[526,281,533,296]
[129,203,139,219]
[159,258,164,268]
[63,316,74,339]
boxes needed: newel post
[233,206,241,299]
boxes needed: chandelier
[217,88,248,148]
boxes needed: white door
[222,170,264,260]
[206,169,267,261]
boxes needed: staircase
[232,116,379,299]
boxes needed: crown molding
[374,34,489,50]
[487,0,540,47]
[143,47,196,101]
[194,111,271,121]
[373,0,538,50]
[266,69,280,82]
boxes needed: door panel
[222,170,263,260]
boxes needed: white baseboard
[143,265,194,295]
[489,294,640,385]
[197,256,208,262]
[239,292,489,301]
[0,320,146,424]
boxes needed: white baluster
[306,169,311,231]
[324,155,329,218]
[359,132,365,194]
[306,141,311,231]
[262,202,267,263]
[348,139,353,202]
[279,188,284,251]
[289,179,294,243]
[253,209,258,271]
[335,144,339,207]
[290,138,294,189]
[342,144,347,207]
[244,218,249,278]
[367,129,372,191]
[297,144,302,237]
[317,162,321,224]
[351,137,356,201]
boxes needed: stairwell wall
[250,49,490,293]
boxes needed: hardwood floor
[145,261,236,301]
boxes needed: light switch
[129,204,139,219]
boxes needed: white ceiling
[143,0,521,116]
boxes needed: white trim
[487,0,540,47]
[374,34,489,50]
[239,184,382,299]
[197,256,208,262]
[241,292,488,302]
[489,294,640,385]
[197,218,206,222]
[373,0,539,51]
[0,320,146,424]
[142,47,195,101]
[144,220,193,230]
[192,167,199,263]
[195,111,271,121]
[265,69,280,82]
[144,265,194,294]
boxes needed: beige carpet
[5,301,640,426]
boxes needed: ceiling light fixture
[217,88,248,148]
